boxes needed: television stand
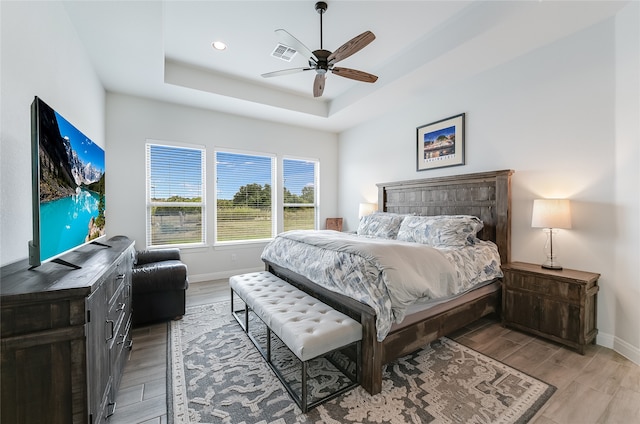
[51,257,83,270]
[30,241,113,270]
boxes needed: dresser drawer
[104,267,127,305]
[1,297,86,337]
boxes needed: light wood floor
[111,279,640,424]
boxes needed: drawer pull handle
[117,335,125,345]
[106,320,115,341]
[106,401,117,417]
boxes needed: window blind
[283,158,317,231]
[146,143,205,247]
[215,151,275,242]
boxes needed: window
[283,158,318,231]
[146,143,205,247]
[215,151,275,243]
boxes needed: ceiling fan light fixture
[211,41,227,51]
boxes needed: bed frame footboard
[266,262,501,395]
[264,169,513,395]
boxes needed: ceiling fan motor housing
[311,49,331,73]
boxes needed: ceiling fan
[261,1,378,98]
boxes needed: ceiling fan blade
[261,67,312,78]
[332,67,378,83]
[275,29,317,64]
[313,73,326,97]
[328,31,375,64]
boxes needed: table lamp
[531,199,571,270]
[358,202,377,219]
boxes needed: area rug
[169,302,556,424]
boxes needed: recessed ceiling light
[212,41,227,51]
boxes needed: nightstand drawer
[504,271,582,303]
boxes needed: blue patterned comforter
[261,230,503,341]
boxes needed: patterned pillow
[357,212,407,239]
[396,215,484,247]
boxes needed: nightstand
[502,261,599,354]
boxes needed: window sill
[146,242,208,251]
[213,239,272,250]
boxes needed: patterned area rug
[169,302,555,424]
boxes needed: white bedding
[261,230,503,341]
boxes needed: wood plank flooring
[111,279,640,423]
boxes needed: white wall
[0,1,105,267]
[612,1,640,363]
[106,93,338,281]
[338,5,640,364]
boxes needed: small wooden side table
[326,218,343,231]
[502,261,600,354]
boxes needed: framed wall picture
[416,113,465,171]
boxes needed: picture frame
[416,113,465,171]
[325,218,343,232]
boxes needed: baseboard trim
[188,267,264,283]
[597,331,640,366]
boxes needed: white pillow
[357,212,407,239]
[396,215,484,247]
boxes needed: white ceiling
[62,0,628,132]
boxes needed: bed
[262,169,513,395]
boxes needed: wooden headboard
[377,169,513,265]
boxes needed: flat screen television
[29,96,106,268]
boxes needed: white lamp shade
[358,202,378,218]
[531,199,572,229]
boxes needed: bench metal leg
[302,360,309,413]
[266,327,271,363]
[244,303,249,331]
[230,288,249,333]
[357,341,361,383]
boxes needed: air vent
[271,44,297,62]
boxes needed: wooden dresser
[502,261,599,354]
[1,236,135,424]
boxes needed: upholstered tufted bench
[229,271,362,412]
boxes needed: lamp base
[541,229,563,270]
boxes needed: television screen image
[30,97,106,267]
